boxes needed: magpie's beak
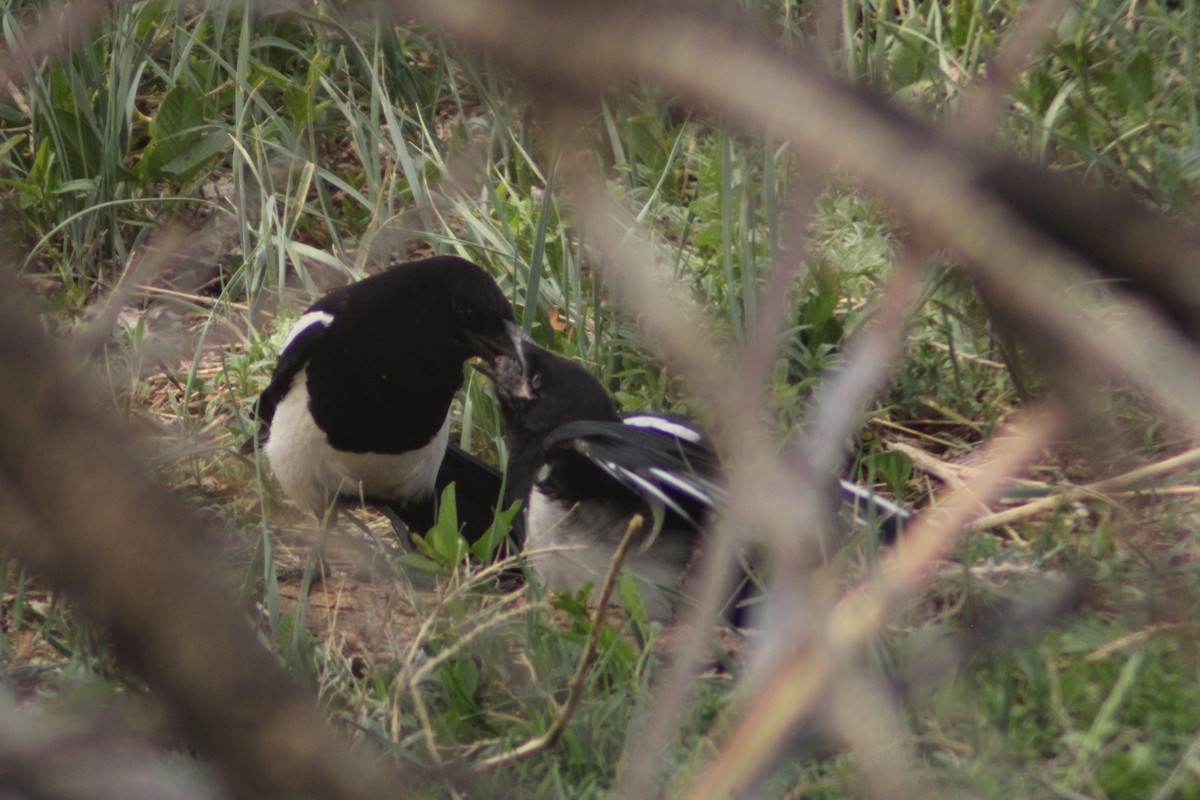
[472,352,522,390]
[504,320,529,359]
[468,319,526,362]
[472,322,533,400]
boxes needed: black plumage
[481,338,909,621]
[251,255,517,539]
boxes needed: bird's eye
[531,372,543,390]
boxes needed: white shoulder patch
[281,311,335,352]
[622,415,703,443]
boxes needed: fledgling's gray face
[471,323,533,406]
[477,339,618,440]
[485,349,535,403]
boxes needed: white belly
[525,489,692,621]
[264,368,449,516]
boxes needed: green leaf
[397,551,450,574]
[868,450,912,498]
[147,85,209,177]
[54,178,99,194]
[617,573,649,623]
[43,105,101,179]
[692,222,723,250]
[158,129,227,177]
[152,85,204,144]
[1121,51,1155,110]
[413,483,468,567]
[0,133,25,160]
[470,498,523,563]
[446,657,480,706]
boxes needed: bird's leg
[300,504,337,595]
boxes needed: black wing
[253,308,339,429]
[370,443,508,544]
[543,414,723,528]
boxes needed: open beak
[472,322,534,401]
[468,319,527,361]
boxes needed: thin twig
[138,284,252,312]
[407,574,536,773]
[968,444,1200,531]
[476,514,645,769]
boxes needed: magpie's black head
[432,257,519,362]
[479,339,618,439]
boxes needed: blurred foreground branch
[396,0,1200,433]
[0,268,405,800]
[690,405,1065,798]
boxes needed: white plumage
[265,369,450,516]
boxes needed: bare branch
[0,268,407,800]
[686,405,1065,799]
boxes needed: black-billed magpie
[251,255,517,540]
[479,338,909,621]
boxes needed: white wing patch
[282,311,335,352]
[621,415,703,442]
[837,478,910,521]
[620,469,668,503]
[648,467,712,504]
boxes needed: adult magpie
[479,338,909,621]
[251,255,517,540]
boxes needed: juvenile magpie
[479,338,909,621]
[251,255,518,540]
